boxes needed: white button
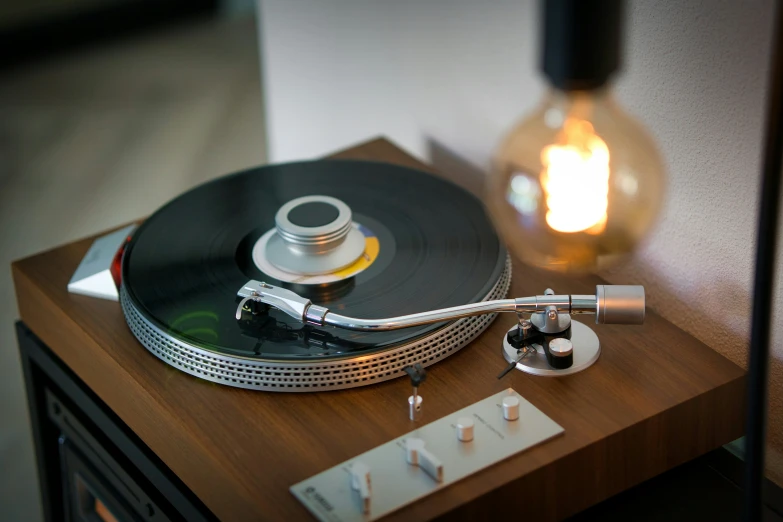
[456,416,475,442]
[502,396,520,421]
[549,338,573,356]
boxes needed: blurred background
[0,1,263,520]
[1,1,782,521]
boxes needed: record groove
[120,160,509,390]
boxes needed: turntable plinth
[12,137,745,521]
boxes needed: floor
[0,13,265,521]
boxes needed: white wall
[258,0,782,483]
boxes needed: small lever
[348,461,371,514]
[497,348,534,379]
[405,437,443,482]
[404,364,426,421]
[235,295,255,320]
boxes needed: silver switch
[502,396,520,421]
[405,438,444,482]
[348,461,371,514]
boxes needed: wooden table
[13,138,746,521]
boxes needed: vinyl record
[120,160,508,386]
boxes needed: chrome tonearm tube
[235,281,645,332]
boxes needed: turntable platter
[120,160,510,390]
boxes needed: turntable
[117,158,514,391]
[109,148,645,395]
[14,139,745,521]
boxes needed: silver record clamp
[235,281,645,331]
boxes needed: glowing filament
[541,119,609,234]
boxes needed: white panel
[68,224,136,301]
[291,388,563,521]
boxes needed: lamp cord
[744,1,783,520]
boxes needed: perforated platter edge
[120,257,511,391]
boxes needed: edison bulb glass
[487,88,665,273]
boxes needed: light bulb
[487,88,665,273]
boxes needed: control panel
[290,388,563,521]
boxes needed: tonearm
[235,280,645,331]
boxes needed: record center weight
[252,195,383,285]
[119,160,511,391]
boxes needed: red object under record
[110,237,131,289]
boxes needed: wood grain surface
[12,138,746,521]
